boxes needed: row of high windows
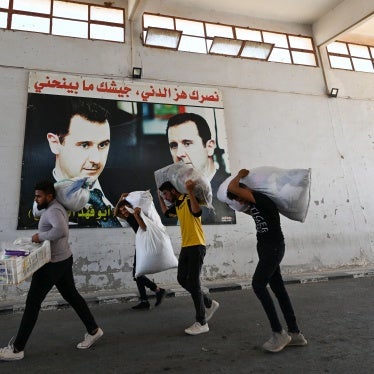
[0,0,125,42]
[0,1,373,73]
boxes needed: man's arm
[35,208,69,242]
[133,207,147,231]
[114,192,129,218]
[185,180,202,215]
[227,169,256,203]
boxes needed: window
[327,41,374,73]
[143,13,317,67]
[0,0,125,42]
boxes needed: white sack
[154,162,213,208]
[134,211,178,277]
[124,190,163,227]
[54,178,90,212]
[217,166,312,222]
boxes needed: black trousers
[251,241,299,333]
[14,256,98,351]
[177,245,212,324]
[132,255,157,301]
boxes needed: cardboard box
[0,241,51,285]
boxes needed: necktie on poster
[88,188,121,228]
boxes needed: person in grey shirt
[0,180,103,361]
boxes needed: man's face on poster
[168,121,215,175]
[48,114,110,184]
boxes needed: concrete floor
[0,276,373,373]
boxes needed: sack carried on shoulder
[217,166,311,222]
[154,162,213,208]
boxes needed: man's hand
[238,169,249,178]
[134,207,141,216]
[31,233,41,243]
[120,192,129,200]
[185,179,196,194]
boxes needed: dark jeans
[177,245,212,324]
[251,241,299,334]
[133,256,157,301]
[14,256,98,351]
[135,276,157,301]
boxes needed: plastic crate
[0,240,51,285]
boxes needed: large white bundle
[134,210,178,276]
[217,166,311,222]
[154,162,213,208]
[54,178,90,212]
[125,190,163,228]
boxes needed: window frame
[326,41,374,73]
[0,0,125,42]
[142,12,318,67]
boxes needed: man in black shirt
[227,169,307,353]
[115,195,165,310]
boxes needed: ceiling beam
[128,0,143,21]
[313,0,374,46]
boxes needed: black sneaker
[132,301,150,310]
[155,288,166,307]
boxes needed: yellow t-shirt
[167,195,206,247]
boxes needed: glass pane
[205,23,233,38]
[210,37,242,56]
[352,58,374,73]
[263,32,288,48]
[292,51,317,66]
[329,55,352,70]
[348,44,370,58]
[52,18,88,38]
[178,35,207,54]
[0,0,9,8]
[53,1,88,21]
[91,6,124,24]
[0,12,7,27]
[268,48,291,63]
[145,28,180,48]
[12,14,50,32]
[143,14,174,29]
[175,18,204,36]
[326,42,348,54]
[13,0,50,13]
[371,47,374,57]
[235,28,261,42]
[90,24,124,42]
[241,41,273,59]
[289,36,313,50]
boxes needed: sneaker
[184,322,209,336]
[155,288,166,307]
[288,332,308,346]
[205,300,219,322]
[132,301,150,310]
[262,330,291,353]
[0,343,24,361]
[77,327,104,349]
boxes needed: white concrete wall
[1,3,373,301]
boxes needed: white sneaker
[288,332,308,346]
[77,328,104,349]
[262,330,291,353]
[205,300,219,322]
[184,322,209,336]
[0,342,24,361]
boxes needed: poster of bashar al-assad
[17,72,236,229]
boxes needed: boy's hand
[238,169,249,178]
[134,207,141,216]
[185,179,196,193]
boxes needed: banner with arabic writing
[17,71,236,229]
